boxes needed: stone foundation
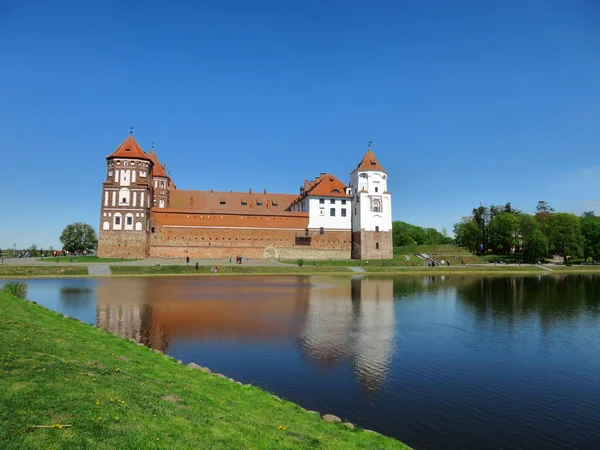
[98,230,149,259]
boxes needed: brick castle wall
[352,230,393,260]
[98,230,149,259]
[148,212,351,259]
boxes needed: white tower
[350,147,393,259]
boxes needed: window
[319,209,324,216]
[375,187,379,193]
[372,198,382,212]
[126,216,133,225]
[376,242,380,249]
[330,208,336,216]
[319,199,325,204]
[151,227,155,233]
[122,198,127,203]
[257,201,263,206]
[375,226,379,232]
[341,200,346,205]
[115,216,121,225]
[319,227,324,235]
[241,201,248,206]
[341,208,347,217]
[330,199,335,204]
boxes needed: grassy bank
[110,265,352,275]
[40,256,135,263]
[0,266,88,278]
[0,290,408,449]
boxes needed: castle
[98,135,393,260]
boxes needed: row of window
[319,199,347,205]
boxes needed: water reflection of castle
[96,276,395,390]
[298,277,395,391]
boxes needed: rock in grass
[343,422,355,430]
[200,367,211,374]
[214,373,227,379]
[273,395,282,401]
[322,414,342,423]
[187,362,202,370]
[364,429,381,436]
[306,410,320,415]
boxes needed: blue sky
[1,0,599,249]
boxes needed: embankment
[0,290,410,449]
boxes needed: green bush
[297,258,304,267]
[3,282,27,299]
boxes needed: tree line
[453,201,599,263]
[392,221,453,247]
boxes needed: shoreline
[0,289,410,449]
[2,265,600,279]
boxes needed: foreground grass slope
[0,266,87,277]
[0,291,408,450]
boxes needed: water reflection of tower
[299,276,395,391]
[95,278,169,352]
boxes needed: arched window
[319,227,324,235]
[119,188,130,206]
[113,213,122,230]
[371,198,382,212]
[102,221,110,230]
[376,242,380,249]
[125,213,134,230]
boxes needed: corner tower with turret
[98,135,154,258]
[350,147,393,259]
[148,149,173,209]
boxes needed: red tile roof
[352,149,386,173]
[169,190,301,215]
[148,150,170,179]
[107,135,151,161]
[289,173,350,208]
[303,173,350,198]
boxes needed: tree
[29,244,38,257]
[392,221,415,247]
[59,223,98,253]
[545,213,583,263]
[536,201,555,214]
[519,215,549,262]
[488,213,518,254]
[454,217,480,253]
[580,213,600,262]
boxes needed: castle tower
[350,147,393,259]
[148,149,173,209]
[98,135,154,258]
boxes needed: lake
[4,274,600,450]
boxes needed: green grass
[0,266,88,277]
[110,265,353,275]
[40,256,135,263]
[393,245,482,265]
[0,291,408,450]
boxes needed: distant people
[195,262,199,270]
[210,266,218,273]
[229,256,232,263]
[447,260,450,267]
[186,256,190,265]
[461,260,465,267]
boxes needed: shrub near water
[2,282,27,298]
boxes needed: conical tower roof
[148,149,170,178]
[107,135,151,161]
[352,148,386,173]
